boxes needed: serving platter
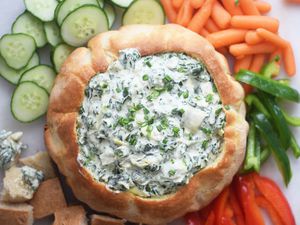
[0,0,299,224]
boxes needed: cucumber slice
[98,0,104,7]
[52,43,75,72]
[44,21,63,47]
[56,0,99,25]
[122,0,165,25]
[12,11,47,48]
[0,53,39,84]
[19,65,56,93]
[11,81,49,123]
[104,3,116,28]
[109,0,134,8]
[61,5,108,47]
[0,34,36,70]
[24,0,58,22]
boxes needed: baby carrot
[176,0,194,27]
[256,28,289,48]
[191,0,205,9]
[160,0,177,23]
[229,42,276,57]
[231,16,279,33]
[221,0,243,15]
[172,0,184,9]
[211,1,232,29]
[234,55,253,73]
[239,0,260,15]
[270,49,282,64]
[250,54,266,72]
[283,43,296,76]
[199,28,210,37]
[206,29,248,48]
[245,31,264,45]
[205,18,220,33]
[188,0,216,33]
[254,1,272,14]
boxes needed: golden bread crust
[45,24,248,224]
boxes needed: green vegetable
[290,135,300,158]
[260,61,280,78]
[260,147,271,164]
[252,112,292,185]
[245,94,270,118]
[236,69,300,102]
[281,109,300,126]
[243,122,260,172]
[258,92,291,150]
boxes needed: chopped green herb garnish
[171,108,185,117]
[118,117,130,126]
[156,125,163,132]
[116,87,121,93]
[161,117,169,129]
[202,140,209,148]
[162,138,168,144]
[224,105,231,110]
[146,126,153,138]
[123,87,129,97]
[205,94,213,103]
[182,91,189,99]
[173,127,180,137]
[234,0,239,5]
[168,170,176,177]
[145,61,152,67]
[201,127,212,135]
[215,108,223,116]
[126,134,137,145]
[143,107,150,114]
[143,74,149,81]
[147,90,160,101]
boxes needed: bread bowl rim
[45,24,248,224]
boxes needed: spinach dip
[77,49,226,197]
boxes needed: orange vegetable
[205,18,220,33]
[254,1,272,14]
[285,0,300,3]
[231,15,279,32]
[206,29,247,48]
[270,49,282,63]
[188,0,216,33]
[256,28,289,48]
[217,47,229,55]
[160,0,177,23]
[234,55,253,73]
[250,54,266,72]
[229,42,276,57]
[239,0,260,15]
[245,31,263,45]
[172,0,184,9]
[199,28,210,37]
[256,196,284,225]
[211,1,232,29]
[176,0,194,27]
[190,0,205,9]
[283,43,296,76]
[221,0,243,15]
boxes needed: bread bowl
[45,24,248,224]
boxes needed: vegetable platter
[0,0,299,225]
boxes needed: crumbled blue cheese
[0,130,27,169]
[21,166,44,191]
[77,49,226,197]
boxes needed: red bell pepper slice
[235,175,265,225]
[255,196,283,225]
[204,211,215,225]
[253,174,296,225]
[229,186,246,225]
[214,187,230,225]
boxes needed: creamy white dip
[77,49,226,197]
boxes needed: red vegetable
[253,174,296,225]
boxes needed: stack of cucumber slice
[0,0,165,123]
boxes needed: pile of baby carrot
[160,0,296,79]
